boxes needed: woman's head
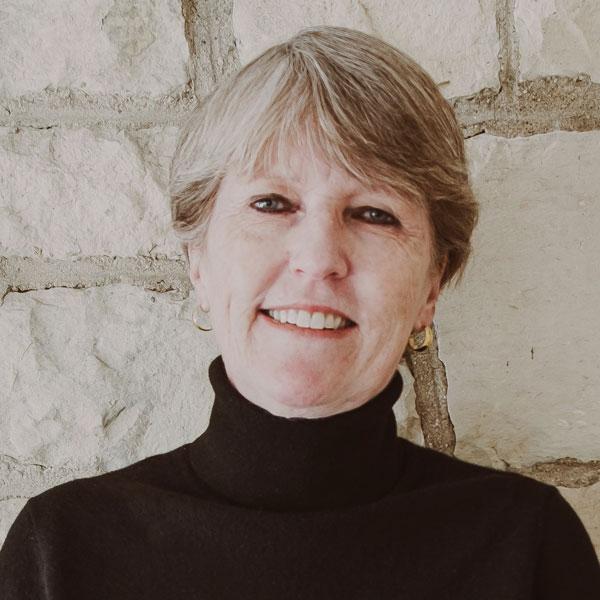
[169,26,478,417]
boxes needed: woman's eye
[250,196,290,212]
[356,207,399,226]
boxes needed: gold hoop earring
[407,325,433,352]
[192,305,213,332]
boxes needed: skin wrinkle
[188,143,443,419]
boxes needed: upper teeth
[267,309,350,330]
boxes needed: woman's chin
[255,358,349,413]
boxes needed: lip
[259,304,356,324]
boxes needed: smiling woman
[169,24,477,419]
[1,24,598,600]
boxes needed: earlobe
[413,304,436,334]
[191,273,211,314]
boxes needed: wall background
[1,0,598,554]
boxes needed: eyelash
[250,196,400,227]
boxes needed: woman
[1,25,598,599]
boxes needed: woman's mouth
[258,309,357,336]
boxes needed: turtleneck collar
[188,355,405,511]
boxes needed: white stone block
[233,0,499,98]
[0,285,218,471]
[0,0,189,97]
[436,131,600,466]
[515,0,600,81]
[0,125,182,258]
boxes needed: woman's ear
[412,254,447,332]
[187,242,211,312]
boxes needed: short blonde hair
[170,25,478,289]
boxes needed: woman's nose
[287,212,350,280]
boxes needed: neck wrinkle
[188,355,405,511]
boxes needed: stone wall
[1,0,598,556]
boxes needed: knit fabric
[1,354,598,599]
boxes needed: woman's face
[188,144,444,417]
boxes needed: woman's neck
[188,355,405,511]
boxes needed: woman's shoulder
[0,442,202,594]
[393,438,584,548]
[26,441,197,516]
[394,439,599,588]
[396,436,558,505]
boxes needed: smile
[258,309,357,336]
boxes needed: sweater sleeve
[533,486,600,599]
[0,501,49,599]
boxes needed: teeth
[266,309,350,330]
[310,312,325,329]
[297,310,311,328]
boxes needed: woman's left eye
[356,207,399,226]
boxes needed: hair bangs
[226,67,419,208]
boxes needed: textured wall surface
[0,125,181,257]
[515,0,600,81]
[1,0,598,556]
[233,0,499,98]
[0,0,189,96]
[438,131,600,466]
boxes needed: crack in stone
[0,88,196,129]
[102,406,127,429]
[0,255,191,305]
[452,75,600,137]
[506,458,600,488]
[356,0,377,34]
[495,0,520,98]
[181,0,200,96]
[179,0,239,98]
[0,454,48,471]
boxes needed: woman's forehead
[233,156,387,196]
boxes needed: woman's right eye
[250,195,290,212]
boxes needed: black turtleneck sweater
[1,355,598,599]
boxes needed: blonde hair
[169,25,478,289]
